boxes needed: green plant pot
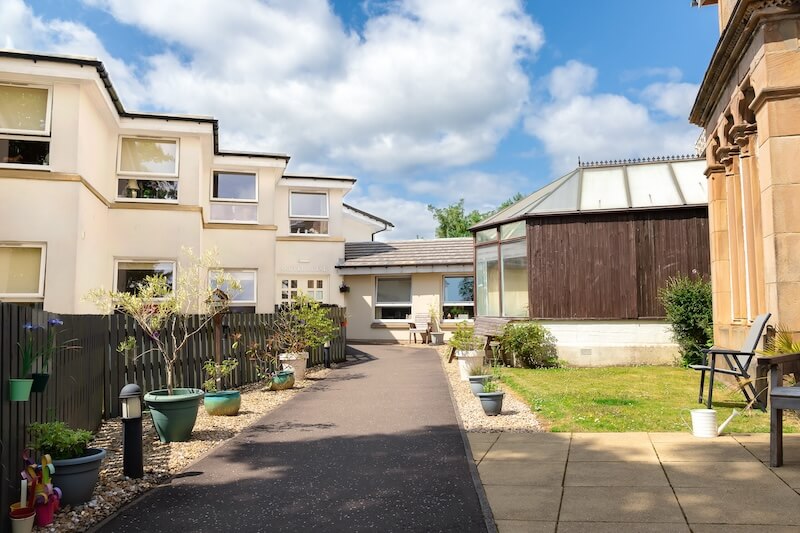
[30,373,50,393]
[52,447,106,506]
[204,390,241,416]
[8,378,33,401]
[144,388,204,442]
[269,370,295,391]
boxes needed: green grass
[501,366,800,433]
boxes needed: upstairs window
[0,84,51,168]
[290,191,328,234]
[0,243,46,299]
[117,137,179,202]
[210,171,258,223]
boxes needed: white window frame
[0,83,53,170]
[279,277,326,304]
[374,276,412,322]
[209,171,259,224]
[209,268,258,306]
[114,259,176,297]
[0,83,53,136]
[442,275,475,322]
[0,243,46,299]
[116,136,180,204]
[289,191,329,235]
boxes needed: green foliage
[495,192,525,213]
[29,421,93,460]
[448,322,483,351]
[469,365,490,377]
[482,380,500,393]
[270,293,337,353]
[498,322,559,368]
[202,358,239,392]
[427,199,484,238]
[244,341,279,382]
[762,324,800,355]
[658,275,713,366]
[18,320,79,376]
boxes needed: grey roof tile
[341,238,473,268]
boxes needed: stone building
[691,0,800,347]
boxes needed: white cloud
[406,170,528,214]
[74,0,544,173]
[526,61,701,173]
[347,186,436,240]
[641,81,699,118]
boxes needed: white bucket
[691,408,719,438]
[456,350,484,381]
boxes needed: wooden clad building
[471,156,711,366]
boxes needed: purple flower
[23,323,43,331]
[48,318,64,326]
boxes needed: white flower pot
[456,350,483,381]
[279,352,309,381]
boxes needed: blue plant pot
[269,370,295,391]
[204,390,242,416]
[52,447,106,506]
[477,391,505,416]
[468,375,492,396]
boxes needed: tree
[427,199,484,238]
[428,193,526,238]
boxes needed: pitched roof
[473,156,708,230]
[338,238,473,273]
[343,203,395,228]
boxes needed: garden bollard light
[119,383,144,479]
[324,341,331,368]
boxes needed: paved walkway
[97,345,486,532]
[469,431,800,532]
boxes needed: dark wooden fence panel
[2,303,347,524]
[527,207,709,319]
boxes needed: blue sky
[3,0,719,238]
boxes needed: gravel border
[436,346,542,433]
[36,366,332,533]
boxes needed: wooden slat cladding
[527,208,709,319]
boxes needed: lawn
[500,365,800,433]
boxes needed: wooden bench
[756,352,800,466]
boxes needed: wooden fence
[0,303,347,524]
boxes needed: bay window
[0,84,51,167]
[210,171,258,223]
[117,137,179,201]
[443,276,474,320]
[375,277,411,320]
[290,191,328,234]
[0,244,46,299]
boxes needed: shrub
[498,322,559,368]
[448,322,483,351]
[270,292,337,353]
[658,275,713,366]
[29,421,93,460]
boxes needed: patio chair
[690,312,771,410]
[408,313,431,344]
[756,351,800,466]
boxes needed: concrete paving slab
[495,520,556,532]
[733,434,800,464]
[676,485,800,525]
[770,464,800,488]
[478,459,565,486]
[568,439,659,462]
[559,486,685,523]
[485,440,570,463]
[494,432,570,444]
[653,440,758,462]
[663,461,784,487]
[691,526,800,533]
[557,522,690,533]
[648,432,726,443]
[469,433,500,463]
[563,461,669,487]
[483,485,562,522]
[571,432,651,442]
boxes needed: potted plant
[28,421,105,506]
[467,365,493,396]
[245,339,294,391]
[449,322,484,381]
[477,380,505,416]
[202,358,241,416]
[9,323,38,402]
[88,248,240,442]
[428,304,445,346]
[31,318,79,393]
[269,293,337,381]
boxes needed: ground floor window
[443,275,474,320]
[210,269,257,313]
[0,243,46,299]
[476,246,500,316]
[281,278,326,303]
[501,241,528,317]
[375,276,411,320]
[115,260,175,295]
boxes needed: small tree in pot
[449,322,484,381]
[269,293,337,381]
[87,248,239,442]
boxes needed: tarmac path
[96,344,487,532]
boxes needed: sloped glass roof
[476,156,708,229]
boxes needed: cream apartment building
[0,50,385,313]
